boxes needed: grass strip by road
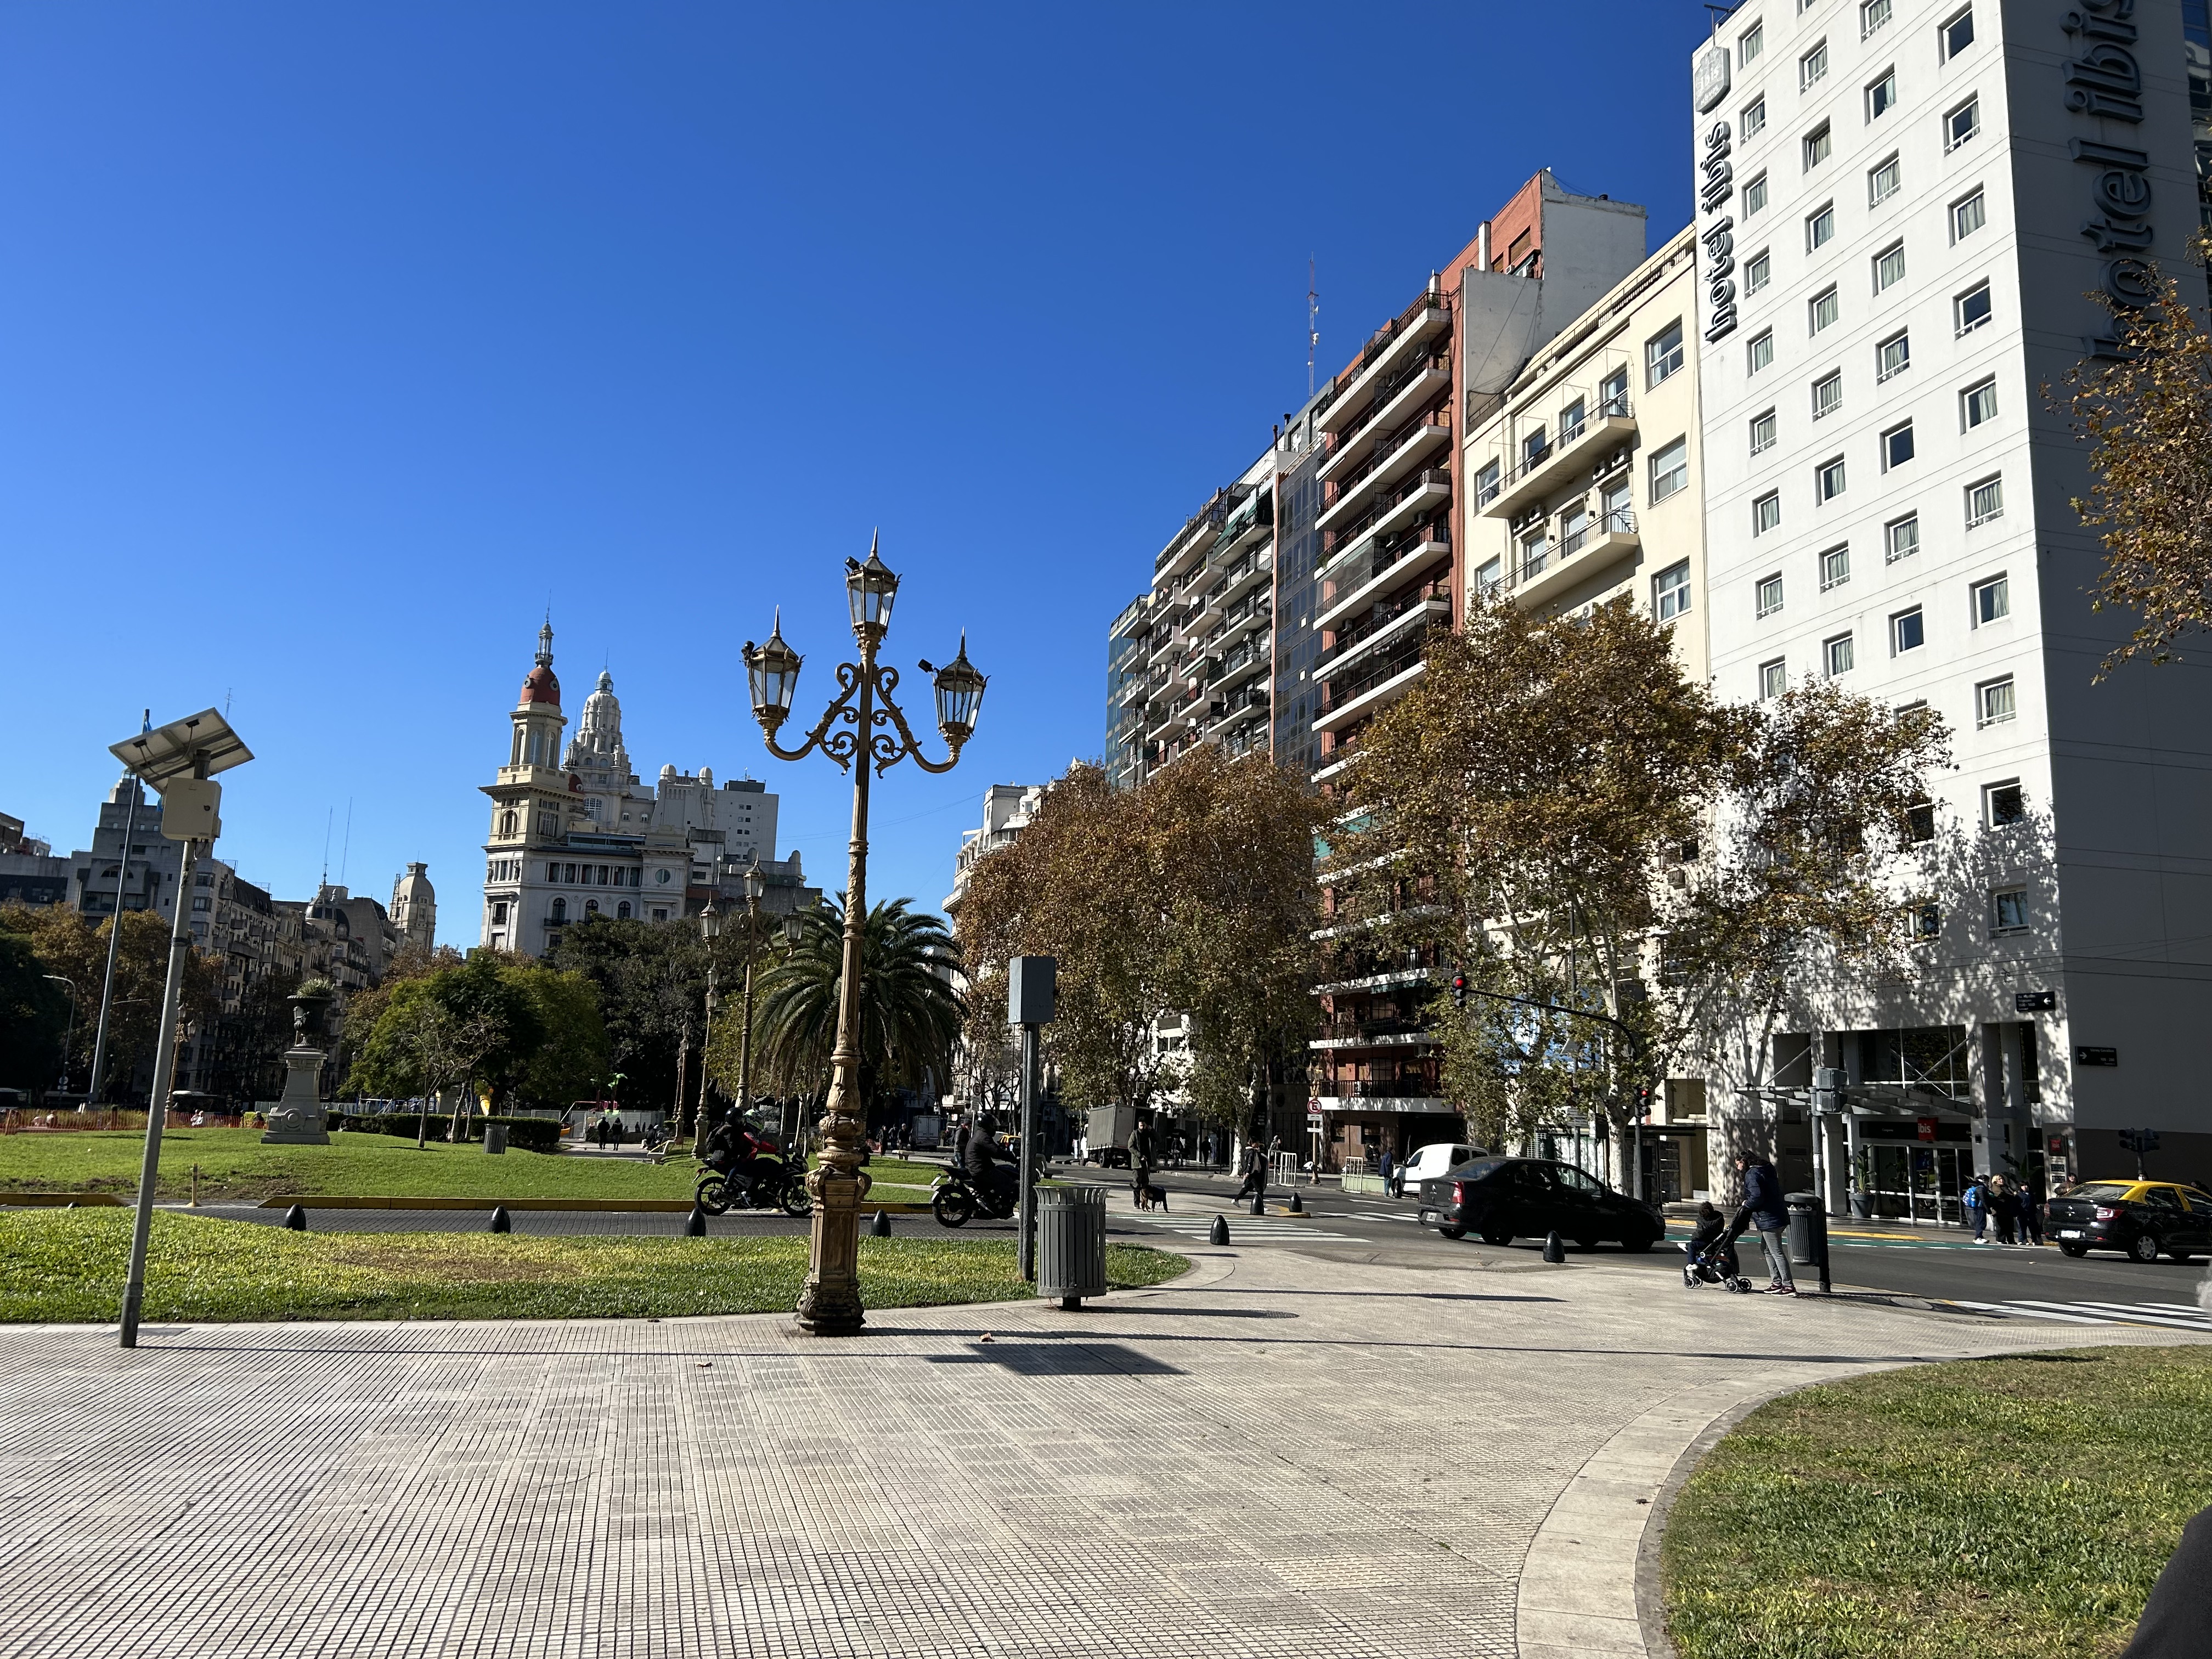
[1663,1346,2212,1658]
[0,1210,1187,1323]
[0,1127,944,1204]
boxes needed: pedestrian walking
[1726,1151,1796,1295]
[2022,1170,2046,1245]
[1129,1118,1156,1203]
[1989,1174,2018,1245]
[1232,1139,1266,1204]
[1963,1173,1988,1241]
[1379,1147,1398,1198]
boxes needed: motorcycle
[695,1150,812,1218]
[930,1164,1018,1228]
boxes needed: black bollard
[871,1209,892,1238]
[1287,1190,1303,1215]
[1250,1187,1265,1216]
[684,1204,707,1237]
[1542,1229,1566,1263]
[1209,1214,1230,1245]
[284,1204,307,1232]
[489,1205,511,1234]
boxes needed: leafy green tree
[546,916,709,1113]
[714,897,960,1127]
[0,929,69,1095]
[0,903,219,1102]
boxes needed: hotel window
[1522,424,1549,467]
[1745,173,1770,217]
[1760,658,1789,698]
[1869,153,1901,206]
[1751,408,1779,454]
[1743,96,1769,139]
[1944,96,1980,152]
[1810,285,1840,334]
[1991,887,2029,936]
[1892,606,1925,653]
[1808,202,1836,249]
[1905,800,1936,842]
[1951,187,1987,242]
[1757,573,1786,617]
[1985,779,2025,826]
[1599,366,1630,415]
[1867,68,1897,121]
[1955,279,1993,335]
[1520,529,1549,578]
[1909,901,1943,942]
[1875,241,1906,292]
[1886,512,1921,562]
[1816,454,1847,500]
[1804,122,1832,171]
[1473,555,1503,597]
[1942,5,1974,58]
[1813,370,1843,420]
[1753,490,1782,535]
[1820,545,1852,590]
[1877,330,1910,381]
[1647,319,1685,387]
[1882,420,1916,470]
[1560,397,1587,444]
[1966,473,2004,526]
[1650,436,1689,501]
[1972,572,2010,624]
[1654,561,1692,621]
[1863,0,1892,34]
[1977,674,2017,726]
[1961,377,1998,429]
[1802,38,1829,89]
[617,901,631,920]
[1742,19,1765,64]
[1745,249,1773,294]
[1825,632,1856,676]
[1748,329,1775,374]
[1475,458,1502,505]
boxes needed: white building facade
[478,623,814,954]
[1690,0,2212,1195]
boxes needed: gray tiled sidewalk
[0,1247,2191,1659]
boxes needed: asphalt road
[143,1156,2212,1334]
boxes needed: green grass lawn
[0,1128,946,1204]
[0,1210,1188,1322]
[1663,1346,2212,1659]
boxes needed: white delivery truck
[1085,1104,1136,1168]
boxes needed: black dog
[1133,1180,1169,1211]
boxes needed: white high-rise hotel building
[1690,0,2212,1193]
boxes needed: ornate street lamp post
[743,535,986,1334]
[735,861,766,1124]
[697,899,721,1137]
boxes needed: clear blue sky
[2,3,1707,946]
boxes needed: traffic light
[1451,973,1468,1011]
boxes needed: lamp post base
[795,1171,867,1335]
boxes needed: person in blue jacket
[1728,1151,1796,1296]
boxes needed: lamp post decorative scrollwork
[743,534,986,1334]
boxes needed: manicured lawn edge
[1658,1346,2212,1659]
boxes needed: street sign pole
[1008,956,1056,1283]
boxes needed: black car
[2044,1180,2212,1263]
[1416,1155,1663,1251]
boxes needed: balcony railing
[1330,352,1451,454]
[1326,467,1452,544]
[1556,506,1637,560]
[1314,1080,1440,1101]
[1317,580,1449,670]
[1322,633,1429,702]
[1329,411,1452,501]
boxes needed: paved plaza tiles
[0,1243,2198,1658]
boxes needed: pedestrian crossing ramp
[1948,1298,2212,1331]
[1128,1214,1361,1244]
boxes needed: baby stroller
[1680,1202,1756,1293]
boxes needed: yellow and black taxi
[2045,1180,2212,1263]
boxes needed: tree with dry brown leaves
[2066,234,2212,674]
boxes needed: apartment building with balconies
[1689,0,2212,1197]
[1462,225,1709,675]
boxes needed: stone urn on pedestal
[261,981,336,1146]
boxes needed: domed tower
[511,619,566,771]
[390,862,437,952]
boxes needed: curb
[249,1195,938,1214]
[1,1192,125,1207]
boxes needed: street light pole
[737,862,765,1124]
[86,760,144,1107]
[42,977,78,1093]
[698,900,721,1136]
[743,535,986,1335]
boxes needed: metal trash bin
[1785,1190,1818,1263]
[482,1124,510,1156]
[1037,1181,1108,1309]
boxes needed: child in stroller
[1681,1200,1754,1293]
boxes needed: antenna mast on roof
[1307,256,1319,399]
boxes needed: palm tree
[738,896,962,1126]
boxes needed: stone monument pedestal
[259,1045,330,1144]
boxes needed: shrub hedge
[337,1113,565,1153]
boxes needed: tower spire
[537,614,555,669]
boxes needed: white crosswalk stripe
[1950,1298,2212,1330]
[1124,1215,1362,1243]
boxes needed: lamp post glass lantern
[743,533,985,1334]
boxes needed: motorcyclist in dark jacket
[964,1125,1015,1209]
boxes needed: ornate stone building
[388,863,436,953]
[478,622,815,954]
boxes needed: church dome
[521,664,561,706]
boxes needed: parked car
[1392,1141,1489,1195]
[1416,1156,1663,1251]
[2046,1179,2212,1262]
